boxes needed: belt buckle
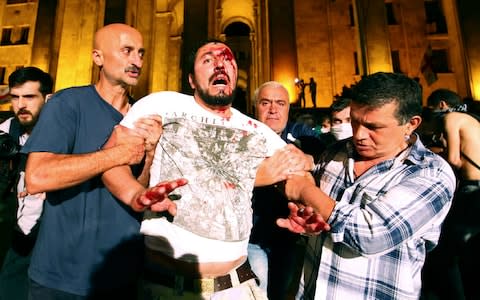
[194,278,215,293]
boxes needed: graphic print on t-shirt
[144,116,268,242]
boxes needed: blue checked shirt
[297,135,456,300]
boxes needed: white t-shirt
[0,117,45,235]
[121,91,286,262]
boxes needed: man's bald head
[94,23,141,50]
[92,23,144,88]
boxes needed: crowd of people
[0,22,478,300]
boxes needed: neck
[356,139,412,164]
[24,126,33,135]
[94,80,131,115]
[193,95,232,119]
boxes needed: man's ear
[92,49,103,67]
[45,94,53,103]
[188,74,195,90]
[407,115,422,134]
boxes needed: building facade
[0,0,479,114]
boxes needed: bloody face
[189,42,238,107]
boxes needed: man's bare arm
[283,173,336,221]
[276,173,334,235]
[100,120,188,212]
[255,144,314,187]
[102,165,187,212]
[25,115,163,195]
[443,112,463,169]
[26,143,145,194]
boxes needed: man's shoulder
[410,137,454,172]
[46,85,95,106]
[444,111,480,127]
[54,85,93,96]
[132,91,192,110]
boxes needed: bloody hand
[133,178,188,213]
[276,202,330,235]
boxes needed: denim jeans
[247,243,269,293]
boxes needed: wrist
[131,193,147,212]
[299,183,317,205]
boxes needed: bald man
[21,23,180,299]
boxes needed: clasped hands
[256,144,314,186]
[105,114,164,166]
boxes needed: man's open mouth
[211,73,229,86]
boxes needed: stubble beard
[194,79,236,107]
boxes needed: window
[385,3,398,25]
[348,4,355,27]
[0,67,5,85]
[1,28,12,45]
[6,0,29,4]
[424,0,447,33]
[391,51,401,73]
[104,0,126,25]
[353,52,360,75]
[17,26,29,44]
[431,49,449,73]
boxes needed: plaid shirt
[297,135,456,300]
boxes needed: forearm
[255,146,314,187]
[26,148,131,194]
[137,152,154,187]
[300,184,335,221]
[102,166,146,211]
[255,157,286,186]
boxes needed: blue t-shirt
[21,85,143,296]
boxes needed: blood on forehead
[220,47,234,61]
[198,43,235,61]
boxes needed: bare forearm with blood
[102,165,187,212]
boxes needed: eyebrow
[9,92,38,98]
[259,98,287,102]
[199,51,215,58]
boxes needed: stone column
[269,0,297,102]
[150,10,172,93]
[30,0,57,73]
[354,0,392,74]
[168,35,182,91]
[53,0,104,91]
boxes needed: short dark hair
[351,72,422,124]
[330,97,351,114]
[426,88,462,108]
[186,39,233,77]
[8,66,54,97]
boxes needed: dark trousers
[421,182,480,300]
[0,248,31,300]
[28,279,138,300]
